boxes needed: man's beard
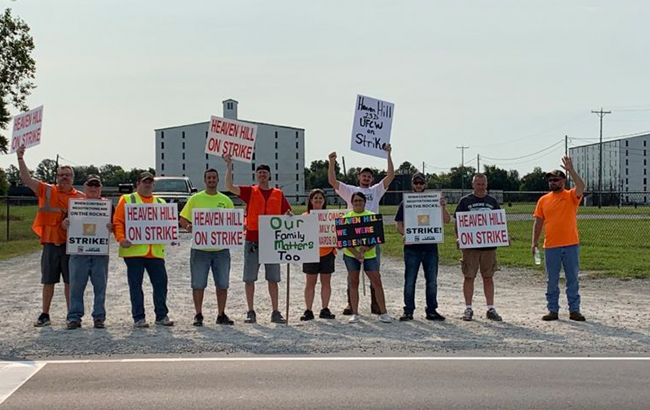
[550,185,561,192]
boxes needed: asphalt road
[2,358,649,410]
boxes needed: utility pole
[477,154,480,173]
[54,154,60,184]
[341,156,347,179]
[591,108,611,208]
[457,146,469,195]
[422,161,425,174]
[565,135,571,188]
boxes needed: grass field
[2,202,649,278]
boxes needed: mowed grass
[2,203,649,278]
[382,218,650,279]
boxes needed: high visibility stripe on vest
[38,185,63,213]
[119,193,165,258]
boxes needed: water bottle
[534,247,541,265]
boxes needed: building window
[645,178,647,185]
[252,152,256,160]
[161,163,165,171]
[275,131,278,139]
[626,150,629,156]
[252,173,255,181]
[161,142,165,149]
[251,163,256,171]
[626,168,629,175]
[161,153,164,160]
[296,152,299,160]
[182,153,185,160]
[296,141,299,149]
[296,174,299,181]
[161,132,164,139]
[182,131,186,139]
[626,159,629,166]
[275,153,278,160]
[626,140,629,147]
[206,163,209,170]
[182,142,185,150]
[275,142,278,149]
[206,154,209,160]
[296,184,299,191]
[295,163,299,170]
[275,163,278,170]
[645,140,647,147]
[296,131,299,138]
[182,164,185,170]
[205,131,208,139]
[626,178,629,184]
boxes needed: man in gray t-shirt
[328,145,394,315]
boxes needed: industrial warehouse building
[154,99,306,203]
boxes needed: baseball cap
[358,167,374,176]
[255,164,271,173]
[545,170,566,179]
[85,174,102,184]
[411,172,426,182]
[138,171,155,182]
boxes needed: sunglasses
[412,181,425,185]
[548,178,563,183]
[86,182,101,187]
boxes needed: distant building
[154,100,305,203]
[569,133,649,197]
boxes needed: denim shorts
[242,241,281,283]
[190,249,231,290]
[343,255,379,272]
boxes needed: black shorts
[303,251,336,275]
[41,243,70,285]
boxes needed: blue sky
[2,0,649,176]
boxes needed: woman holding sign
[343,192,392,324]
[300,189,336,321]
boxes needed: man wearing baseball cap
[395,172,451,321]
[532,156,586,321]
[62,174,113,329]
[114,172,174,328]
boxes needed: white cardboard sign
[455,209,509,249]
[204,116,257,163]
[10,105,44,154]
[258,215,319,264]
[66,199,112,255]
[403,192,444,245]
[191,208,245,250]
[125,203,178,244]
[350,95,394,158]
[312,209,349,248]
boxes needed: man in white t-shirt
[328,144,394,315]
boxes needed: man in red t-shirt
[223,154,291,324]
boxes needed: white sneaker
[134,319,149,328]
[379,313,392,323]
[155,316,175,326]
[348,314,360,323]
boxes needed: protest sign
[312,209,348,248]
[335,213,384,248]
[204,116,257,163]
[259,215,319,263]
[403,192,444,244]
[191,209,245,250]
[10,105,44,154]
[350,95,394,159]
[455,209,509,249]
[125,203,178,244]
[66,199,111,255]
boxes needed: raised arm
[223,154,240,196]
[441,197,451,224]
[382,143,395,189]
[562,156,584,198]
[16,145,40,193]
[327,152,340,190]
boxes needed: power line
[481,139,564,162]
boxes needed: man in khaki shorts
[454,174,503,322]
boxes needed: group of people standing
[15,143,587,329]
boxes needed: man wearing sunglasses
[16,145,85,327]
[61,175,112,329]
[532,157,586,322]
[395,172,451,321]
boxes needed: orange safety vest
[245,186,283,231]
[32,184,84,241]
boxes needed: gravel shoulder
[1,233,649,360]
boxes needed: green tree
[305,159,339,190]
[483,165,521,191]
[0,9,36,153]
[397,161,419,175]
[4,164,20,185]
[520,167,548,191]
[35,158,56,183]
[99,164,127,186]
[0,167,8,195]
[448,166,476,189]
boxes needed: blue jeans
[67,255,109,323]
[544,244,581,313]
[403,246,439,315]
[124,257,169,322]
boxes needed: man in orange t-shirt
[532,156,586,322]
[16,145,84,327]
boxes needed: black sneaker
[216,313,234,325]
[462,308,474,321]
[300,309,315,321]
[193,313,204,327]
[399,313,414,322]
[319,308,336,319]
[426,311,446,321]
[271,310,286,324]
[486,308,503,322]
[66,321,81,330]
[245,310,257,324]
[342,306,353,316]
[34,313,51,327]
